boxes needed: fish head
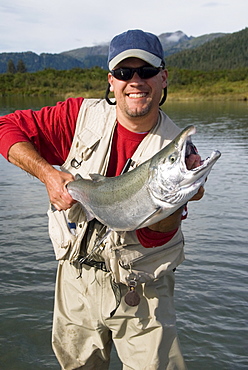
[149,125,221,205]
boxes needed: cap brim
[109,49,162,70]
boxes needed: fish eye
[169,153,177,163]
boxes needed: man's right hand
[43,168,76,211]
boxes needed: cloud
[0,0,246,54]
[202,1,228,6]
[203,2,221,6]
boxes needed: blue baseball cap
[108,29,165,70]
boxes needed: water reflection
[0,95,63,114]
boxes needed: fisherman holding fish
[0,30,220,369]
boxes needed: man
[0,30,203,369]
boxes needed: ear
[161,69,168,89]
[108,73,114,92]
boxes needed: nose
[130,72,144,83]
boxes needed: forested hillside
[166,28,248,70]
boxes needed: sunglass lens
[112,67,160,81]
[113,69,132,81]
[140,67,160,79]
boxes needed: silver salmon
[67,125,221,231]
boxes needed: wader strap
[79,258,109,272]
[110,277,121,317]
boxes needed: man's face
[108,58,168,124]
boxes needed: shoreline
[1,92,247,102]
[64,90,248,102]
[166,93,248,102]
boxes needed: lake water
[0,97,247,369]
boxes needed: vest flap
[77,127,102,149]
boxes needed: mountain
[0,29,246,73]
[60,30,227,66]
[0,51,84,73]
[158,30,226,57]
[61,44,109,63]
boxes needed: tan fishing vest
[47,99,185,285]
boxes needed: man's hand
[148,206,184,233]
[43,168,76,211]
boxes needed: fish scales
[69,161,157,230]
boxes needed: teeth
[128,93,146,98]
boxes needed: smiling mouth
[127,93,147,98]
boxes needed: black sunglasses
[111,66,162,81]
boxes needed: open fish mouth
[163,147,221,204]
[171,138,221,204]
[194,150,221,171]
[182,148,221,175]
[179,126,221,178]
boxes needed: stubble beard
[125,100,152,118]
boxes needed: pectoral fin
[80,204,95,222]
[135,207,162,230]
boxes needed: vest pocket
[47,205,76,260]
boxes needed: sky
[0,0,247,54]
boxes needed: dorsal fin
[75,173,83,180]
[89,173,106,183]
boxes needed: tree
[7,59,16,74]
[17,59,27,73]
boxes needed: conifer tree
[17,59,27,73]
[7,59,16,74]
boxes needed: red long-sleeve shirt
[0,97,182,247]
[0,97,83,163]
